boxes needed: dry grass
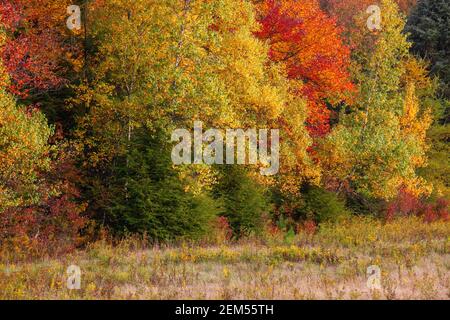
[1,217,449,300]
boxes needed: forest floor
[1,217,449,299]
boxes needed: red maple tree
[255,0,354,137]
[0,0,73,98]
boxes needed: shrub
[206,216,233,245]
[386,188,449,222]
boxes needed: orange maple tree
[255,0,354,138]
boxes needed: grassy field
[1,217,449,300]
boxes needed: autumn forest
[0,0,449,300]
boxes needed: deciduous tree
[320,0,432,200]
[255,0,354,137]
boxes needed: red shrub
[209,216,233,244]
[386,188,449,223]
[302,220,317,235]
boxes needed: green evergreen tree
[299,185,350,223]
[107,128,219,241]
[213,166,268,236]
[406,0,450,98]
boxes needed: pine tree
[107,128,219,240]
[406,0,450,98]
[213,166,268,236]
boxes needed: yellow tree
[76,0,315,186]
[320,0,432,200]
